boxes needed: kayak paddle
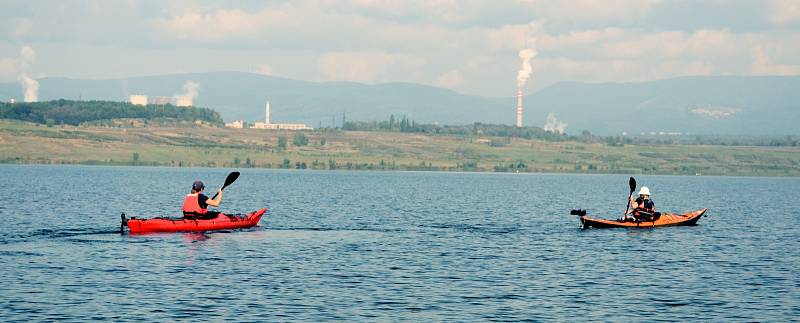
[624,177,636,217]
[212,171,240,199]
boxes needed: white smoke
[174,80,199,106]
[543,112,568,134]
[516,42,537,89]
[17,46,39,102]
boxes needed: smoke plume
[174,80,199,106]
[543,112,568,134]
[17,46,39,102]
[516,44,537,89]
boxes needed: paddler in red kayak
[625,186,656,221]
[182,180,222,219]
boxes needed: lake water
[0,165,797,321]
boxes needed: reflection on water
[0,165,798,321]
[182,232,211,243]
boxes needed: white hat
[638,187,651,196]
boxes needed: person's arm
[206,190,222,207]
[627,197,638,214]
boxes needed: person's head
[192,180,204,193]
[638,186,651,200]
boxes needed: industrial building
[225,120,244,128]
[250,101,312,130]
[129,95,147,106]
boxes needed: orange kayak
[578,208,707,229]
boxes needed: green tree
[277,136,288,150]
[293,133,309,147]
[282,158,291,168]
[319,138,326,146]
[132,152,140,162]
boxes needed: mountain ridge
[1,72,797,135]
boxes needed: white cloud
[751,46,800,75]
[437,69,464,88]
[5,1,800,97]
[155,9,265,42]
[318,51,397,82]
[517,0,663,24]
[255,64,274,76]
[14,18,33,38]
[0,58,17,82]
[768,0,800,25]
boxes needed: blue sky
[1,0,799,97]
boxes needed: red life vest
[634,198,654,215]
[182,193,207,217]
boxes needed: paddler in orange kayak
[182,180,222,219]
[625,186,656,221]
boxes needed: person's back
[182,180,222,219]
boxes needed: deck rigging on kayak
[571,176,708,229]
[120,171,267,234]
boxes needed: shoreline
[2,160,798,178]
[2,120,798,178]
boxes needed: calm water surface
[0,165,797,321]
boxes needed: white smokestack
[516,90,523,128]
[265,100,270,124]
[543,112,568,134]
[174,81,199,106]
[18,46,39,102]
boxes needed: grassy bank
[1,120,798,176]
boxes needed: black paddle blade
[223,171,240,188]
[629,177,636,192]
[570,209,587,216]
[211,171,240,200]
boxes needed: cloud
[517,0,664,26]
[437,69,464,88]
[751,46,800,75]
[255,64,274,76]
[318,51,397,82]
[5,1,800,97]
[13,18,33,38]
[768,0,800,25]
[155,9,265,42]
[0,58,16,81]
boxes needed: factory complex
[225,100,312,131]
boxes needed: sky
[1,0,799,97]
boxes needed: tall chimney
[265,100,270,124]
[516,90,523,128]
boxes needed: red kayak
[122,208,267,234]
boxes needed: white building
[129,95,148,106]
[151,96,172,105]
[251,100,312,130]
[175,97,192,107]
[225,120,244,128]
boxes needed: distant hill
[529,76,800,136]
[1,72,797,135]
